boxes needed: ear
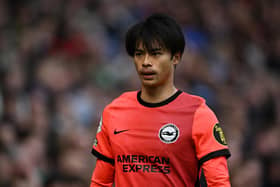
[171,53,181,65]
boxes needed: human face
[133,43,179,88]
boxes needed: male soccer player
[90,13,231,187]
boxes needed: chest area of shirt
[108,108,195,155]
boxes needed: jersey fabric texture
[92,90,231,187]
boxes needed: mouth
[140,70,156,80]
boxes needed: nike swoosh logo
[114,129,129,135]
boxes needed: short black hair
[125,13,185,58]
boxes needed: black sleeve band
[198,149,231,167]
[91,148,115,165]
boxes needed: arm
[90,159,115,187]
[202,156,231,187]
[91,110,115,187]
[192,102,231,186]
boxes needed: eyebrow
[135,49,144,52]
[150,48,162,52]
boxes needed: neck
[140,84,177,103]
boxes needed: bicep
[90,159,115,187]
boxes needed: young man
[90,14,231,187]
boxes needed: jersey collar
[137,90,182,108]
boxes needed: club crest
[159,123,179,144]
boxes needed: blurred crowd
[0,0,279,186]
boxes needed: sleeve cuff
[198,149,231,167]
[91,148,115,165]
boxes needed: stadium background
[0,0,279,186]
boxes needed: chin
[141,80,159,88]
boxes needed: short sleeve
[192,102,230,166]
[92,109,114,165]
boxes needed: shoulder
[194,101,216,120]
[179,91,206,108]
[104,91,138,112]
[190,94,218,132]
[178,91,216,120]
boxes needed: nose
[143,54,152,66]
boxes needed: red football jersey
[92,90,230,186]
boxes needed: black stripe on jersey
[137,90,183,107]
[195,149,230,187]
[91,148,115,165]
[198,148,231,167]
[195,169,208,187]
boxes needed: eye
[135,52,143,57]
[151,52,161,56]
